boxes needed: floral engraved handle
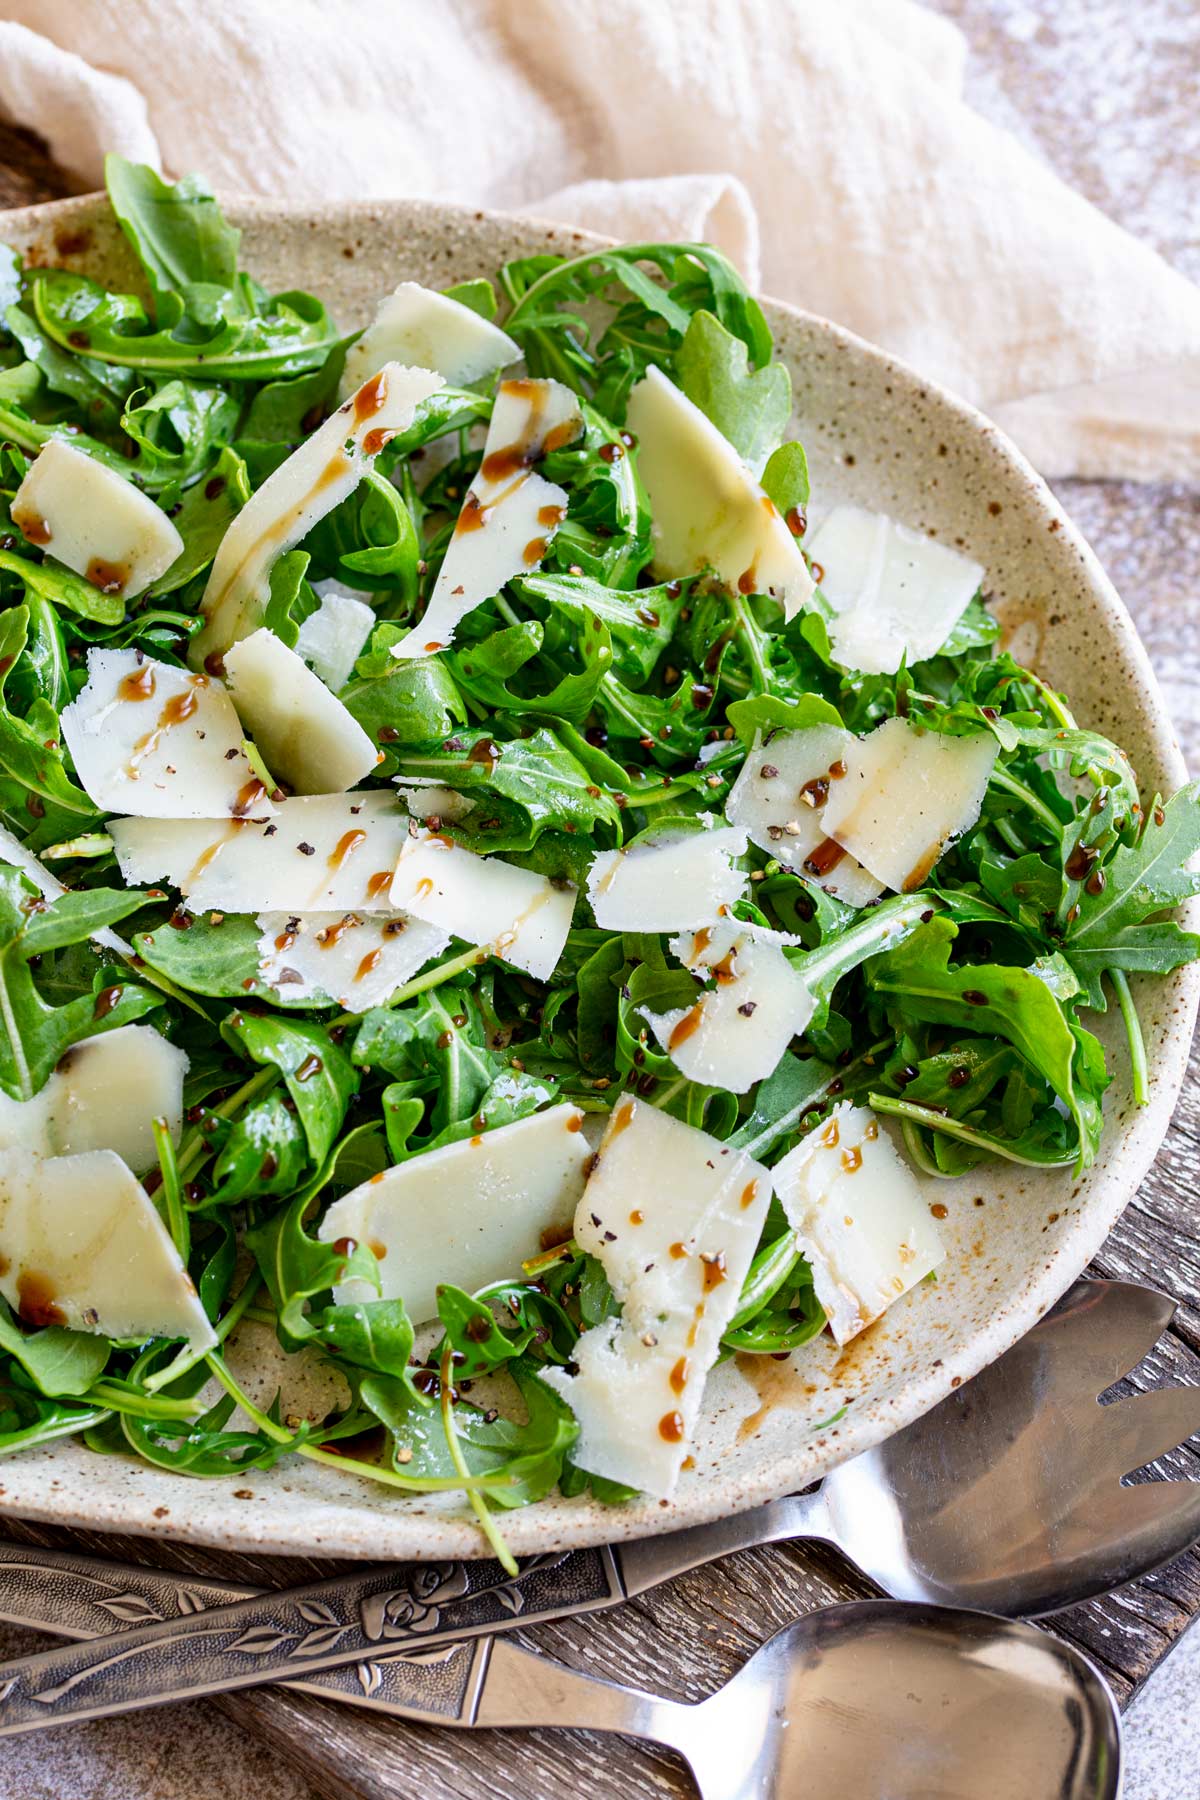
[0,1541,622,1731]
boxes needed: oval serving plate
[0,192,1195,1560]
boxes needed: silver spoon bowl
[472,1601,1122,1800]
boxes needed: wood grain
[2,82,1200,1800]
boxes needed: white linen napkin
[0,0,1197,483]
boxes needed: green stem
[175,1065,280,1183]
[151,1117,190,1261]
[869,1092,1076,1167]
[1109,968,1149,1106]
[205,1353,508,1495]
[334,942,487,1024]
[728,594,771,692]
[725,1232,801,1334]
[989,767,1064,839]
[83,1383,200,1420]
[440,1344,518,1575]
[144,1274,264,1393]
[900,1117,949,1179]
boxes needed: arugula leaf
[0,547,126,627]
[1062,783,1200,1006]
[105,156,242,320]
[342,630,466,750]
[760,440,810,519]
[0,867,158,1100]
[867,915,1104,1168]
[398,726,622,846]
[30,270,340,382]
[221,1008,358,1164]
[0,1298,109,1396]
[726,690,842,747]
[676,309,791,468]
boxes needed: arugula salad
[0,158,1196,1563]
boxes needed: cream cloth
[1,0,1197,482]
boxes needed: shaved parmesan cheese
[587,825,747,932]
[643,922,813,1094]
[823,717,998,892]
[193,361,444,664]
[0,827,130,959]
[395,780,476,823]
[294,589,375,692]
[222,629,379,794]
[341,282,518,398]
[541,1099,770,1496]
[111,792,408,913]
[0,1148,215,1347]
[255,910,449,1010]
[772,1104,944,1345]
[390,834,574,981]
[60,649,269,821]
[322,1106,590,1324]
[807,505,985,675]
[624,366,813,617]
[0,1025,185,1171]
[10,439,182,600]
[726,728,883,908]
[388,377,579,661]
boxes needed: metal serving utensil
[0,1277,1191,1731]
[0,1586,1124,1798]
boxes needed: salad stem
[989,767,1064,839]
[175,1066,281,1182]
[869,1092,1077,1167]
[151,1117,190,1261]
[205,1352,508,1495]
[335,942,487,1024]
[1109,968,1150,1107]
[440,1343,518,1574]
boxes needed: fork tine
[1039,1279,1176,1392]
[1093,1385,1200,1479]
[1025,1477,1200,1614]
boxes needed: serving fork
[0,1277,1192,1732]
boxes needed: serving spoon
[453,1602,1122,1800]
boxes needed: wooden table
[1,4,1199,1793]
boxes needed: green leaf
[0,868,160,1099]
[399,726,621,847]
[675,309,791,467]
[515,571,688,684]
[866,915,1102,1168]
[342,630,467,751]
[1062,783,1200,1005]
[147,446,251,597]
[726,691,842,748]
[30,269,340,383]
[448,613,613,726]
[728,1051,837,1162]
[221,1009,358,1163]
[441,278,498,321]
[760,441,810,518]
[246,1189,380,1346]
[205,1094,309,1206]
[105,156,241,317]
[0,546,127,626]
[0,1298,109,1396]
[134,912,313,1007]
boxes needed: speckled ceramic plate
[0,192,1195,1561]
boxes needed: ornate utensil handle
[0,1540,621,1729]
